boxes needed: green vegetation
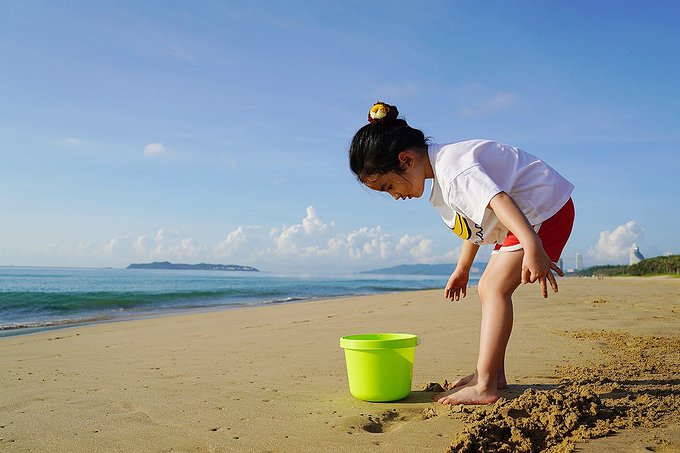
[575,255,680,277]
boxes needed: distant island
[127,261,259,272]
[360,263,487,276]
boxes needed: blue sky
[1,1,678,273]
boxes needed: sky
[1,1,678,273]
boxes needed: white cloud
[396,234,434,260]
[269,206,334,256]
[215,226,261,257]
[154,229,181,242]
[588,221,644,261]
[327,227,455,265]
[91,230,202,262]
[144,143,171,156]
[328,226,394,260]
[148,230,201,259]
[101,235,132,255]
[302,206,330,234]
[132,235,151,255]
[55,206,457,272]
[57,137,83,146]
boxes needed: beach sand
[1,277,678,452]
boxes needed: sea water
[0,267,477,337]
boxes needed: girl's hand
[522,244,564,298]
[445,267,470,301]
[487,193,564,299]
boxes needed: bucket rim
[340,333,419,350]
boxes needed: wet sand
[1,277,678,452]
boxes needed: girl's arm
[488,192,563,298]
[457,239,479,271]
[445,240,479,301]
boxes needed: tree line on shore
[575,255,680,277]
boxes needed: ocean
[0,266,477,337]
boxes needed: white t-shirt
[428,140,574,245]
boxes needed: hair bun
[367,101,399,124]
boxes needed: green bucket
[340,333,420,402]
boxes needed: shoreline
[1,277,678,452]
[0,290,437,339]
[4,273,674,339]
[0,267,456,338]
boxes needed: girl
[348,102,575,405]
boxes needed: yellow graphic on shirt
[451,212,472,240]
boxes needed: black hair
[348,104,428,182]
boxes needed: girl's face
[362,150,428,200]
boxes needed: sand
[0,277,678,452]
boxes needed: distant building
[629,243,645,265]
[576,253,583,271]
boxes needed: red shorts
[492,198,575,262]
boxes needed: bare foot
[441,371,508,394]
[449,372,475,389]
[437,384,499,405]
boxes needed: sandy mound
[443,331,680,453]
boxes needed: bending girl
[348,102,575,405]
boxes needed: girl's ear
[398,150,414,170]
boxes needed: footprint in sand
[352,408,432,434]
[361,410,401,433]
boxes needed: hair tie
[368,101,399,124]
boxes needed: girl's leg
[437,250,522,405]
[438,254,507,394]
[448,355,507,389]
[449,351,507,389]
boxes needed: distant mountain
[360,263,487,276]
[127,261,259,272]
